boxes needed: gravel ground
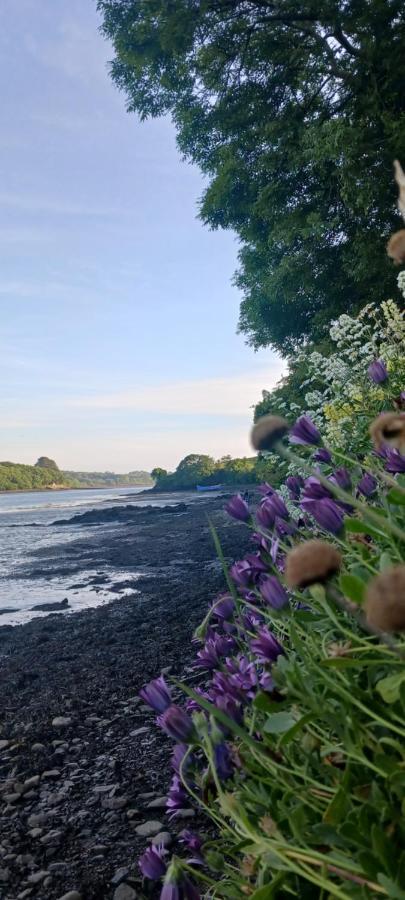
[0,497,250,900]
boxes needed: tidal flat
[0,496,249,899]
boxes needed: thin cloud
[70,367,285,417]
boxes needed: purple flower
[212,594,234,619]
[224,494,250,522]
[274,517,297,539]
[139,676,171,714]
[313,448,332,463]
[260,671,275,692]
[251,531,271,552]
[214,694,243,725]
[180,830,203,854]
[251,627,284,664]
[171,743,188,774]
[258,482,275,496]
[256,498,276,529]
[182,877,201,900]
[328,468,351,491]
[357,472,378,497]
[303,498,345,534]
[368,359,388,384]
[230,559,252,586]
[214,742,234,780]
[302,476,331,501]
[139,845,167,880]
[160,885,181,900]
[194,634,235,671]
[158,706,195,743]
[267,492,289,520]
[260,575,289,610]
[286,475,304,499]
[384,448,405,474]
[290,415,321,446]
[230,554,267,587]
[167,774,188,817]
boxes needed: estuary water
[0,486,158,626]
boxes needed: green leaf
[380,552,393,571]
[377,874,405,899]
[339,573,366,604]
[253,692,285,713]
[250,878,286,900]
[263,711,297,734]
[387,488,405,506]
[323,786,350,825]
[279,712,313,746]
[376,672,405,704]
[321,657,376,668]
[344,516,386,540]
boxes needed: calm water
[0,486,160,626]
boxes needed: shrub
[138,344,405,898]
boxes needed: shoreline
[0,484,154,496]
[0,496,249,899]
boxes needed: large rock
[31,598,69,612]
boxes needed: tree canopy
[98,0,405,353]
[35,456,59,470]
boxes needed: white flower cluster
[398,270,405,299]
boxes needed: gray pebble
[56,893,82,900]
[152,831,172,848]
[146,796,167,809]
[113,886,137,900]
[27,870,49,884]
[51,717,72,729]
[134,820,163,837]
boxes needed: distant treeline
[0,458,153,492]
[151,454,279,492]
[63,470,153,488]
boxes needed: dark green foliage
[0,463,153,492]
[35,456,59,470]
[63,470,153,487]
[98,0,405,353]
[152,452,261,490]
[0,462,72,491]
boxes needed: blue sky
[0,0,284,472]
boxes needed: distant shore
[0,483,154,495]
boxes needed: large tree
[98,0,405,354]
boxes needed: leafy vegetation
[151,452,269,491]
[0,462,73,492]
[138,334,405,898]
[63,469,153,488]
[254,286,405,452]
[0,461,153,491]
[98,0,405,353]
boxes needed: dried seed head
[285,540,342,588]
[365,566,405,632]
[394,159,405,221]
[251,415,289,452]
[369,412,405,453]
[387,229,405,264]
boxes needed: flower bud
[285,540,342,588]
[387,229,405,264]
[369,412,405,453]
[364,566,405,632]
[251,415,289,452]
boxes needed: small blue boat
[196,484,223,492]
